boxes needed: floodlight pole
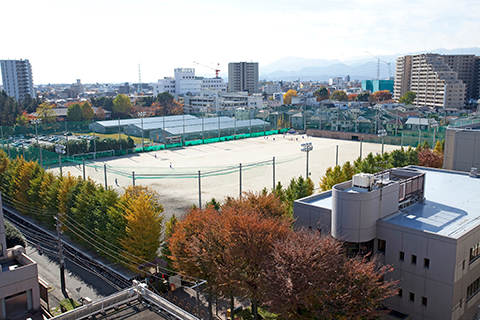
[65,121,69,158]
[378,129,387,155]
[198,170,201,209]
[118,118,122,150]
[32,119,43,165]
[55,215,67,297]
[239,163,242,197]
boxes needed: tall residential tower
[393,54,480,110]
[0,59,35,102]
[228,62,259,93]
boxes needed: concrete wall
[378,222,457,320]
[331,180,399,243]
[443,125,480,172]
[306,128,378,141]
[293,192,332,234]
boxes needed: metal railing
[398,172,425,202]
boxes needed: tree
[67,103,83,121]
[433,140,443,155]
[81,102,95,121]
[372,90,392,102]
[399,91,416,104]
[330,90,348,101]
[119,186,164,270]
[36,102,56,123]
[95,106,106,120]
[160,214,178,268]
[319,165,344,191]
[113,94,133,115]
[348,94,358,101]
[418,148,443,168]
[263,229,398,319]
[223,191,288,220]
[355,92,371,102]
[314,87,329,101]
[283,89,297,105]
[91,96,114,112]
[4,220,26,248]
[15,111,30,126]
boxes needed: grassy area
[74,132,151,144]
[60,298,81,312]
[236,307,278,320]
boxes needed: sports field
[48,134,400,219]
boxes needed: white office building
[0,59,35,101]
[294,166,480,320]
[152,68,226,96]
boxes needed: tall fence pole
[198,170,202,209]
[360,141,363,159]
[218,116,221,139]
[1,126,4,149]
[132,171,135,186]
[104,164,108,190]
[65,121,69,158]
[273,156,276,190]
[239,163,242,197]
[55,215,67,297]
[82,158,86,180]
[401,132,404,148]
[93,120,96,159]
[335,145,339,167]
[7,140,10,158]
[59,154,62,176]
[118,118,122,150]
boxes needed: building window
[410,292,415,302]
[400,251,405,261]
[378,239,386,253]
[422,297,427,306]
[467,277,480,300]
[470,243,480,263]
[411,254,417,265]
[424,258,430,269]
[398,289,403,297]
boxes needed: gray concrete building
[444,122,480,172]
[228,62,259,93]
[0,59,35,102]
[294,166,480,320]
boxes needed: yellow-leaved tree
[119,186,164,270]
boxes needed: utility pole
[55,215,68,297]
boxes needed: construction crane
[193,61,221,78]
[365,51,392,80]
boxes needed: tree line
[0,150,164,270]
[319,140,444,191]
[166,190,399,320]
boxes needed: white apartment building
[0,59,35,102]
[152,68,226,96]
[263,84,282,95]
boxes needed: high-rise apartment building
[393,54,480,109]
[228,62,259,93]
[0,59,35,102]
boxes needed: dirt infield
[48,134,400,219]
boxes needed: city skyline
[1,0,480,85]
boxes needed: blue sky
[1,0,479,84]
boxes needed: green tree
[36,102,57,123]
[81,102,95,121]
[331,90,348,101]
[398,91,416,104]
[4,220,26,248]
[161,214,178,268]
[113,94,133,115]
[67,103,83,121]
[355,92,371,102]
[314,87,329,101]
[15,112,29,126]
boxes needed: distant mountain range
[259,47,480,81]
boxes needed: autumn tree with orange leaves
[263,228,399,320]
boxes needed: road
[26,244,118,310]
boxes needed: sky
[1,0,480,85]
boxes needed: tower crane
[365,51,392,80]
[193,61,221,78]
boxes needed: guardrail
[398,172,425,202]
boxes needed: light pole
[31,119,43,166]
[378,129,387,155]
[431,120,439,147]
[301,142,313,178]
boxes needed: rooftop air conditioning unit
[470,167,478,178]
[352,173,374,190]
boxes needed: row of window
[399,251,430,268]
[469,242,480,263]
[398,289,428,306]
[467,277,480,300]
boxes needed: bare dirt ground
[48,134,400,220]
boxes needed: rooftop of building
[383,168,480,239]
[300,167,480,239]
